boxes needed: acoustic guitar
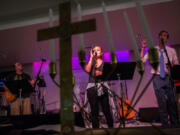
[4,89,16,102]
[119,98,135,119]
[119,83,135,119]
[3,74,34,102]
[3,85,16,102]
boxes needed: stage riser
[0,112,85,129]
[1,127,180,135]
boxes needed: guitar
[119,83,135,119]
[3,73,36,102]
[119,98,135,119]
[4,89,16,102]
[2,84,16,102]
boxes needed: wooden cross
[37,1,96,134]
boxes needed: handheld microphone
[94,52,97,56]
[92,50,97,56]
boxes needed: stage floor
[1,120,180,135]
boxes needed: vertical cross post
[37,1,96,134]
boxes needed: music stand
[102,62,136,127]
[102,62,136,100]
[102,62,136,80]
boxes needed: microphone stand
[164,47,173,76]
[93,57,99,127]
[34,59,46,90]
[117,74,125,128]
[91,55,103,128]
[161,39,173,75]
[163,44,175,94]
[33,59,46,114]
[163,43,179,121]
[19,88,22,115]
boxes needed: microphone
[41,58,46,62]
[93,52,97,56]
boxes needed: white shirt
[142,45,179,75]
[86,82,110,96]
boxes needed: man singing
[140,30,179,126]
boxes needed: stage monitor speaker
[139,107,160,122]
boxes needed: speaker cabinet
[139,107,160,122]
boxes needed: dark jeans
[87,86,113,128]
[153,75,179,126]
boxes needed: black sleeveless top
[88,61,104,83]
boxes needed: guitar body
[4,90,16,102]
[119,99,135,119]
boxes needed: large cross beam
[37,1,96,134]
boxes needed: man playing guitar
[3,62,34,115]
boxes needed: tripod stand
[36,76,46,114]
